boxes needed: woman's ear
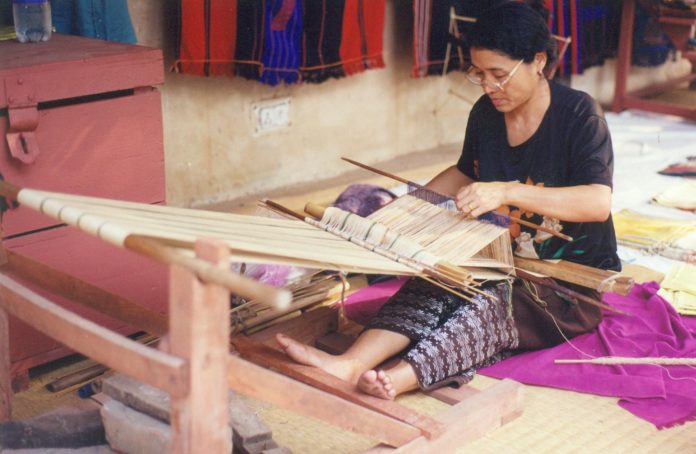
[535,52,547,76]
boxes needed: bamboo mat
[239,374,696,454]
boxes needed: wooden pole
[0,307,10,421]
[169,238,232,454]
[0,273,188,396]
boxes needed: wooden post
[611,0,635,113]
[169,239,231,454]
[0,307,10,421]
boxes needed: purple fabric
[332,184,396,217]
[342,277,406,325]
[481,282,696,429]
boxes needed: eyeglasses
[466,59,525,92]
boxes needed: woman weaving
[277,2,620,399]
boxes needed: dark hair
[468,2,557,66]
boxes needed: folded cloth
[481,282,696,429]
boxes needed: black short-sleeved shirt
[457,81,621,271]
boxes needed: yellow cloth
[653,181,696,210]
[658,263,696,316]
[614,209,696,249]
[0,25,16,41]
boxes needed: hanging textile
[176,0,240,77]
[412,0,621,78]
[300,0,386,83]
[259,0,303,86]
[175,0,386,85]
[52,0,137,44]
[412,0,491,77]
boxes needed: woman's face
[468,48,544,113]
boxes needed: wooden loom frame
[0,211,523,453]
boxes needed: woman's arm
[456,181,612,223]
[425,165,475,196]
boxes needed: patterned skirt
[364,277,519,390]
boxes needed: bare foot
[276,333,361,382]
[357,369,396,400]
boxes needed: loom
[3,184,516,305]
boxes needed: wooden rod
[124,234,292,310]
[555,356,696,366]
[0,273,188,396]
[341,157,573,242]
[514,268,629,316]
[0,180,291,310]
[514,256,634,296]
[0,307,10,421]
[45,363,107,392]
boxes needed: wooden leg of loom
[235,309,523,450]
[168,239,231,454]
[0,307,10,421]
[365,379,524,453]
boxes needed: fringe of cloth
[175,0,386,85]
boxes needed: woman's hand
[455,181,512,217]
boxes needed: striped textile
[176,0,239,77]
[260,0,303,86]
[548,0,621,75]
[411,0,491,78]
[175,0,386,85]
[411,0,620,78]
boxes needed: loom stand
[235,307,524,452]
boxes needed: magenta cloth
[343,279,696,428]
[481,282,696,429]
[342,277,407,325]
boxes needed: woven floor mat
[241,375,695,454]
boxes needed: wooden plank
[0,272,187,396]
[246,306,338,345]
[168,239,231,454]
[2,249,168,336]
[231,336,446,440]
[0,307,10,421]
[368,379,524,453]
[426,385,479,406]
[227,354,420,447]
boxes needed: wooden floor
[9,143,696,453]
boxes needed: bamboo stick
[0,180,292,309]
[555,356,696,366]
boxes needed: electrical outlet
[252,98,291,134]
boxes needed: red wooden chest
[0,34,168,385]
